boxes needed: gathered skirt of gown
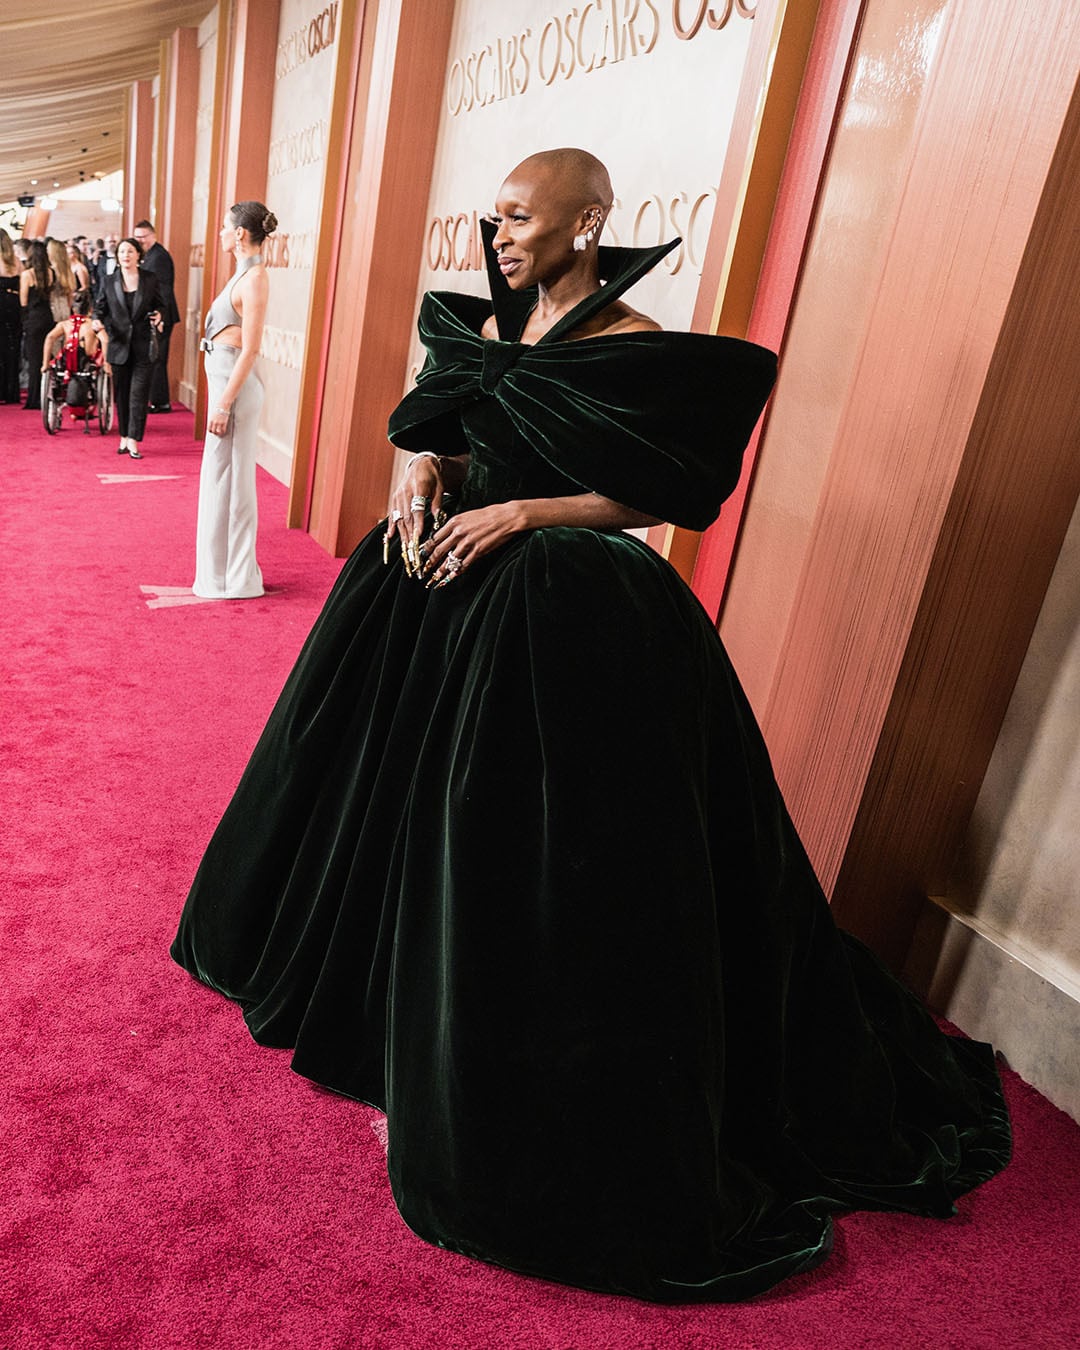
[171,490,1010,1300]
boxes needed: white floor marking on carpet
[370,1117,389,1154]
[97,473,181,485]
[140,584,218,610]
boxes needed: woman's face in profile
[489,174,576,291]
[116,241,139,269]
[219,213,238,252]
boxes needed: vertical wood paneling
[691,0,867,615]
[156,28,199,405]
[652,0,828,584]
[288,0,369,529]
[832,76,1080,961]
[307,0,456,556]
[199,0,234,436]
[757,0,1080,961]
[197,0,280,437]
[124,80,154,233]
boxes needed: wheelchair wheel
[41,370,62,435]
[97,368,115,435]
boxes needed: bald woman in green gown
[173,149,1009,1303]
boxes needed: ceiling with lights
[0,1,213,205]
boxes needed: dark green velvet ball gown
[171,233,1010,1303]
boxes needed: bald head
[501,148,614,218]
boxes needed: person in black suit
[133,220,180,412]
[94,238,163,458]
[91,234,117,304]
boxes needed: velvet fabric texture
[171,240,1010,1303]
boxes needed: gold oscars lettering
[276,1,340,80]
[267,121,328,177]
[427,212,486,273]
[446,0,754,114]
[671,0,756,40]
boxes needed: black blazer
[141,241,180,326]
[94,270,162,366]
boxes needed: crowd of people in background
[0,221,177,449]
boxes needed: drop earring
[572,215,601,252]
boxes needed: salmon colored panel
[718,0,948,718]
[691,0,867,622]
[156,28,199,405]
[308,0,456,557]
[124,80,154,234]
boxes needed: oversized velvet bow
[387,235,777,532]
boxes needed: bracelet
[406,451,441,471]
[213,407,231,417]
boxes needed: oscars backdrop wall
[409,0,760,383]
[256,0,340,484]
[181,8,220,411]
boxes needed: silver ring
[445,551,463,573]
[409,495,430,513]
[390,509,403,523]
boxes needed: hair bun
[262,211,278,235]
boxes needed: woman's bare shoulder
[609,302,663,335]
[583,299,663,340]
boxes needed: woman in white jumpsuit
[193,200,276,599]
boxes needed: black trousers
[149,323,174,407]
[112,356,154,441]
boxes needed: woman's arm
[206,269,268,438]
[40,322,65,369]
[422,492,660,585]
[19,271,30,305]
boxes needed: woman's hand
[385,455,448,574]
[207,407,231,438]
[422,502,529,587]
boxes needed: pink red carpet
[1,400,1079,1348]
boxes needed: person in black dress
[172,149,1009,1303]
[19,241,55,411]
[94,238,163,458]
[0,229,21,404]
